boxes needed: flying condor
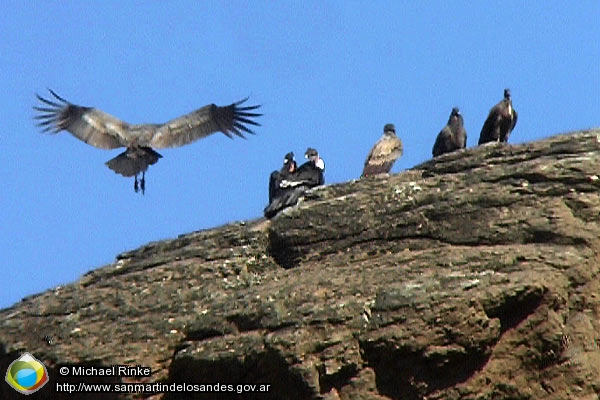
[34,89,262,194]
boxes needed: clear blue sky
[1,3,598,309]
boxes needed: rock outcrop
[2,129,600,400]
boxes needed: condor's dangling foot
[140,172,146,195]
[134,175,140,193]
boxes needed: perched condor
[294,147,325,186]
[432,107,467,157]
[264,148,325,219]
[34,89,261,194]
[362,123,403,177]
[478,88,518,145]
[268,151,297,203]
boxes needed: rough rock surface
[2,129,600,400]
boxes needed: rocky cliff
[2,129,600,400]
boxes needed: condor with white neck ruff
[478,88,518,145]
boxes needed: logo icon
[5,352,49,395]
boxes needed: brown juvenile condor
[361,123,403,177]
[34,89,261,194]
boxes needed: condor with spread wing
[34,89,262,194]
